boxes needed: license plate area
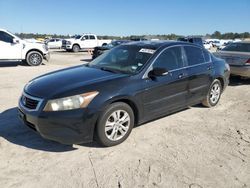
[18,109,26,121]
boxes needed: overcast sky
[0,0,249,36]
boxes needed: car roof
[122,40,201,50]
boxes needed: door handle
[207,65,212,70]
[178,73,185,79]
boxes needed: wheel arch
[25,49,44,59]
[92,96,140,142]
[109,98,140,125]
[72,43,80,48]
[215,76,225,91]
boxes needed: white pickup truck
[0,29,50,66]
[62,34,111,52]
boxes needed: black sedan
[18,41,230,146]
[92,40,130,59]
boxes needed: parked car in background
[178,36,203,47]
[18,41,229,146]
[217,41,233,50]
[214,41,250,78]
[46,38,62,49]
[203,41,212,50]
[0,28,50,66]
[212,40,222,48]
[92,40,130,59]
[62,34,111,52]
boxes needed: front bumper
[230,65,250,78]
[43,52,50,61]
[62,45,72,50]
[18,99,98,145]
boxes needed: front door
[142,46,189,119]
[0,31,22,60]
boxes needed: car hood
[22,40,45,49]
[24,65,128,98]
[64,38,78,42]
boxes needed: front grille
[62,40,67,45]
[21,94,42,110]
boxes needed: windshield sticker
[139,48,156,54]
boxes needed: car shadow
[0,61,27,67]
[0,107,76,152]
[0,61,46,67]
[80,59,92,63]
[229,76,250,86]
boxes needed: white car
[62,34,111,52]
[203,41,212,50]
[0,29,50,66]
[47,38,62,49]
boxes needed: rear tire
[202,79,222,107]
[96,102,134,147]
[72,44,80,52]
[26,51,43,66]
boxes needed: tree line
[206,31,250,39]
[16,31,250,40]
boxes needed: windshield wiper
[99,67,119,73]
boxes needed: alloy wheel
[104,110,130,141]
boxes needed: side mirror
[148,67,169,78]
[12,38,19,44]
[81,37,86,41]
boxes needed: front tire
[26,51,43,66]
[96,102,134,147]
[72,44,80,52]
[202,79,222,107]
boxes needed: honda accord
[18,41,230,146]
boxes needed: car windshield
[74,35,81,39]
[7,30,21,40]
[88,45,156,74]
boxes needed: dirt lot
[0,50,249,188]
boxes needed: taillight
[246,58,250,65]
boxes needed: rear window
[222,43,250,52]
[184,46,205,66]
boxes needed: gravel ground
[0,50,249,188]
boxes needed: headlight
[66,41,71,45]
[43,91,99,111]
[43,44,48,51]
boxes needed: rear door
[184,46,213,104]
[142,46,189,118]
[89,35,97,48]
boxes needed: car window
[82,35,89,40]
[153,47,184,71]
[89,35,95,40]
[0,31,14,43]
[184,46,205,66]
[222,43,250,52]
[203,50,211,62]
